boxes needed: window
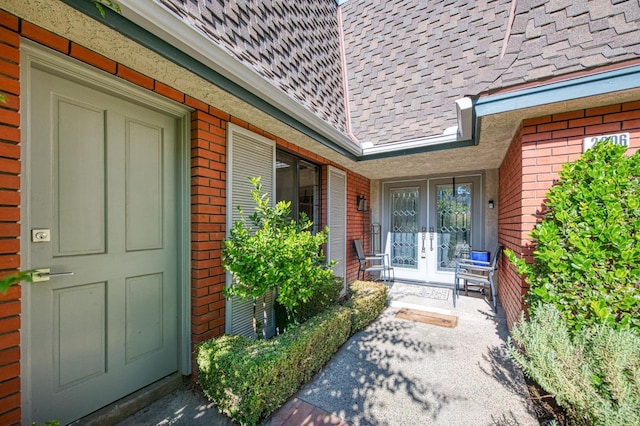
[276,150,320,233]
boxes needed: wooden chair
[453,245,502,311]
[353,239,394,282]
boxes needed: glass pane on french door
[390,187,419,269]
[435,182,472,271]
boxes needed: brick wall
[0,12,369,423]
[498,101,640,330]
[346,171,371,283]
[0,10,22,426]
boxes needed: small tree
[507,141,640,333]
[223,177,336,338]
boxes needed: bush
[509,304,640,425]
[506,142,640,333]
[223,177,336,336]
[196,281,388,425]
[275,276,343,330]
[197,306,351,425]
[347,280,388,334]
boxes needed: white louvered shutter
[226,124,276,338]
[327,166,347,293]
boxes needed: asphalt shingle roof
[341,0,640,145]
[156,0,640,147]
[158,0,347,135]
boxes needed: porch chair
[353,239,394,283]
[452,245,503,311]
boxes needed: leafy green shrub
[509,304,640,425]
[275,276,343,330]
[506,142,640,332]
[197,306,351,425]
[0,270,34,295]
[347,280,388,334]
[223,177,336,335]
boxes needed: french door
[384,176,482,284]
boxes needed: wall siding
[0,13,369,424]
[498,101,640,330]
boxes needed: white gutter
[361,97,474,155]
[117,0,362,156]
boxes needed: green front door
[27,67,179,424]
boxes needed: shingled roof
[157,0,347,135]
[149,0,639,150]
[340,0,640,146]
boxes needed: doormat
[395,308,458,328]
[388,283,450,301]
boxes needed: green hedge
[196,281,387,425]
[347,280,389,334]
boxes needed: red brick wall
[0,10,22,426]
[497,125,527,330]
[498,101,640,330]
[346,171,371,283]
[0,13,369,423]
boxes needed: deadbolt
[31,229,50,242]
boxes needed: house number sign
[583,132,630,152]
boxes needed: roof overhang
[59,0,363,159]
[51,1,640,180]
[348,64,640,179]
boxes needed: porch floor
[116,282,537,425]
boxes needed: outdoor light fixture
[356,195,368,212]
[488,199,495,209]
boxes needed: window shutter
[327,166,347,292]
[226,124,276,338]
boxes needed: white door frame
[381,173,484,284]
[20,41,192,422]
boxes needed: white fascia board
[361,96,474,155]
[455,97,473,140]
[361,132,459,155]
[117,0,361,155]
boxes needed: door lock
[31,229,50,242]
[31,268,74,283]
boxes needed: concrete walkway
[118,282,538,425]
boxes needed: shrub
[223,177,336,336]
[347,280,388,334]
[196,281,388,425]
[508,304,640,425]
[506,142,640,333]
[275,276,343,330]
[197,306,351,425]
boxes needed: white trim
[359,96,473,155]
[118,0,361,156]
[380,173,485,284]
[225,123,277,237]
[20,41,192,422]
[327,166,347,290]
[225,123,277,337]
[361,133,459,155]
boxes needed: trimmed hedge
[347,280,389,334]
[196,281,387,425]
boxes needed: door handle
[32,268,74,283]
[429,227,435,251]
